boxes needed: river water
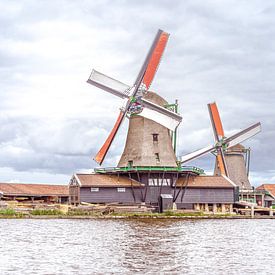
[0,219,274,274]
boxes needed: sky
[0,0,274,186]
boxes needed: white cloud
[0,0,274,184]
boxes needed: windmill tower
[87,30,181,168]
[181,102,261,190]
[86,30,204,206]
[215,144,251,190]
[118,92,177,167]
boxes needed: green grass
[30,209,63,216]
[0,208,26,218]
[67,209,96,216]
[0,208,17,216]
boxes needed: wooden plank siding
[174,188,235,204]
[70,173,236,206]
[79,187,143,204]
[78,186,235,205]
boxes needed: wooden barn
[0,183,69,203]
[69,172,237,213]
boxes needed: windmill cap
[227,143,246,153]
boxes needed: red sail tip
[142,31,170,89]
[93,111,124,165]
[208,102,225,138]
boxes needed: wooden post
[221,204,226,213]
[213,203,217,214]
[205,203,209,213]
[194,203,200,211]
[229,204,233,214]
[251,205,254,218]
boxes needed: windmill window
[152,134,159,142]
[91,187,99,192]
[117,188,126,192]
[155,153,160,162]
[128,160,133,167]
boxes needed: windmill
[181,102,261,190]
[87,30,182,167]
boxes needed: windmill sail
[94,111,125,165]
[87,70,130,99]
[181,145,215,163]
[208,102,228,176]
[224,122,261,149]
[91,29,173,165]
[141,30,170,89]
[139,98,182,130]
[181,102,261,182]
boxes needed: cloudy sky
[0,0,274,185]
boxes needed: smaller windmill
[181,102,261,189]
[87,30,182,166]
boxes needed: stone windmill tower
[181,102,261,190]
[118,92,178,167]
[87,30,182,168]
[216,144,251,190]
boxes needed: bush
[0,208,17,216]
[30,209,63,216]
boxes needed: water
[0,219,274,274]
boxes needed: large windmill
[74,30,242,210]
[181,102,261,190]
[87,30,182,167]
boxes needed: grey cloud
[0,0,274,184]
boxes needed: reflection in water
[0,219,274,274]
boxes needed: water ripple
[0,219,274,274]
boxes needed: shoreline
[0,214,274,220]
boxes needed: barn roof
[257,184,275,198]
[0,183,69,197]
[74,174,143,187]
[176,175,236,188]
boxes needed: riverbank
[1,204,274,219]
[0,212,274,219]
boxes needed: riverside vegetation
[0,207,255,219]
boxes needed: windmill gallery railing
[94,166,204,175]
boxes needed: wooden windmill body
[214,144,252,190]
[181,102,261,190]
[87,30,181,168]
[118,92,177,167]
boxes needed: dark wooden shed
[69,173,237,213]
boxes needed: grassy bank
[0,208,27,218]
[1,209,274,219]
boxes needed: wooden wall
[77,186,235,205]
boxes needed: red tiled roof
[74,174,143,187]
[0,183,69,197]
[256,184,275,197]
[176,175,235,188]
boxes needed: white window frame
[117,187,126,192]
[91,187,99,192]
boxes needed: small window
[117,188,126,192]
[91,187,99,192]
[155,153,160,162]
[152,134,159,142]
[128,160,133,167]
